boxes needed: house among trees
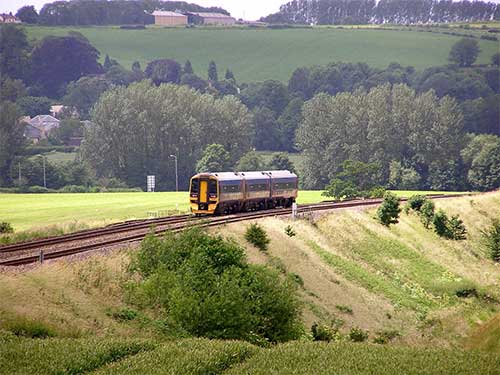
[29,115,60,138]
[0,13,21,23]
[152,11,188,26]
[186,12,236,25]
[23,124,43,144]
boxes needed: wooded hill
[263,0,500,25]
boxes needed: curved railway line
[0,194,470,267]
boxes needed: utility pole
[18,162,21,186]
[42,156,46,189]
[38,155,46,188]
[170,155,178,192]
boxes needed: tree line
[263,0,500,25]
[16,1,229,26]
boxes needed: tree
[253,107,280,151]
[30,35,101,98]
[492,53,500,67]
[183,60,194,75]
[16,96,52,117]
[0,78,26,102]
[208,60,218,81]
[63,76,111,120]
[83,82,253,190]
[278,97,303,152]
[449,38,480,67]
[461,134,500,191]
[482,219,500,262]
[16,6,38,24]
[0,24,29,80]
[236,151,265,172]
[49,119,83,145]
[0,102,25,186]
[241,80,290,114]
[269,153,295,172]
[419,200,435,229]
[225,69,235,81]
[196,144,232,173]
[377,192,401,226]
[145,59,182,85]
[180,74,208,93]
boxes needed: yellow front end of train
[189,174,219,215]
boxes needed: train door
[199,179,208,203]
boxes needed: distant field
[24,25,499,82]
[0,190,466,232]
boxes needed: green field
[0,190,466,232]
[24,25,499,82]
[1,336,498,375]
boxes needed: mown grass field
[24,25,500,82]
[0,190,465,232]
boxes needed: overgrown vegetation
[482,219,500,262]
[245,223,271,252]
[377,192,401,226]
[0,222,13,234]
[128,228,302,344]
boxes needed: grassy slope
[0,190,464,232]
[216,192,500,347]
[24,25,499,82]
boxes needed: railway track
[0,194,470,267]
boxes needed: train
[189,170,298,215]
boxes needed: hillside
[24,25,500,82]
[1,193,499,348]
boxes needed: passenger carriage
[189,170,298,215]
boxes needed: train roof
[193,170,297,181]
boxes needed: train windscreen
[191,179,199,195]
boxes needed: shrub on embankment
[126,228,303,344]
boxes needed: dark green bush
[0,222,14,234]
[448,215,467,240]
[311,323,336,342]
[349,327,369,342]
[433,210,451,238]
[377,192,401,226]
[284,225,296,237]
[482,219,500,262]
[433,210,467,240]
[128,229,302,344]
[109,308,139,322]
[245,223,270,251]
[373,330,401,344]
[419,200,435,229]
[405,195,427,214]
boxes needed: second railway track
[0,194,470,267]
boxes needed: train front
[189,173,219,215]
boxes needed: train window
[249,183,268,191]
[274,182,296,190]
[208,180,217,195]
[191,179,199,193]
[222,184,240,193]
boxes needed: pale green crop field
[24,25,499,82]
[0,190,465,232]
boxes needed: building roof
[189,12,234,19]
[30,115,60,125]
[152,11,187,17]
